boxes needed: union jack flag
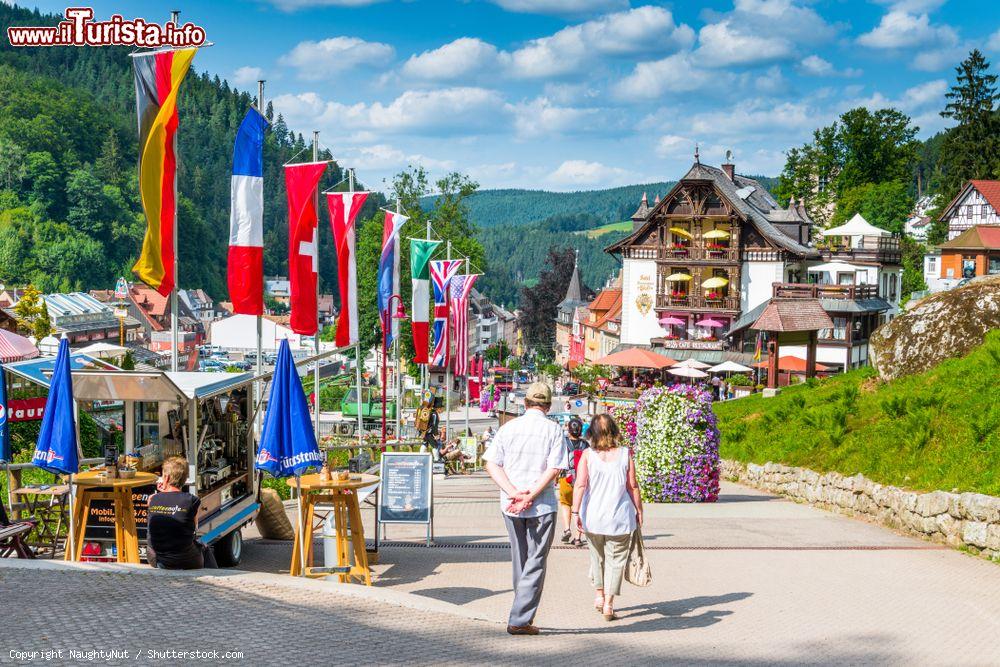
[430,260,462,368]
[451,273,479,377]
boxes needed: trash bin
[323,513,352,567]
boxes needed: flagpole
[256,79,266,438]
[296,474,306,576]
[394,198,402,443]
[423,218,431,396]
[312,131,321,441]
[464,257,470,439]
[169,10,180,373]
[349,168,363,447]
[445,240,452,443]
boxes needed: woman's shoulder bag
[625,528,652,587]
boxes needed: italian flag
[410,239,441,364]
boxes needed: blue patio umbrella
[31,338,79,475]
[255,338,322,574]
[0,365,10,463]
[30,338,80,558]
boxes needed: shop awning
[5,353,119,387]
[594,347,678,369]
[0,329,39,363]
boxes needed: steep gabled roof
[606,162,818,258]
[941,180,1000,221]
[939,225,1000,250]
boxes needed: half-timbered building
[605,156,900,371]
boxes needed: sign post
[377,451,433,545]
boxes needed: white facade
[620,258,667,344]
[211,314,308,351]
[946,186,1000,240]
[741,261,784,312]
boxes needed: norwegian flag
[450,273,479,377]
[430,259,462,368]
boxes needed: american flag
[430,260,462,368]
[450,273,479,377]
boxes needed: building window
[927,257,937,274]
[889,274,897,301]
[818,174,828,193]
[989,256,1000,275]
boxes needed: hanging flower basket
[613,385,720,503]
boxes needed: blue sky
[28,0,1000,192]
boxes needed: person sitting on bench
[146,456,216,570]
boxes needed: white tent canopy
[673,358,711,370]
[707,360,753,374]
[822,213,892,238]
[668,367,708,378]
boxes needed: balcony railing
[657,294,740,311]
[660,246,738,262]
[772,283,879,300]
[819,235,901,264]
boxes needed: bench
[1,496,35,559]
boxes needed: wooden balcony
[660,246,739,262]
[772,283,879,300]
[657,294,740,311]
[819,236,901,264]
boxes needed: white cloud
[268,0,387,9]
[688,99,816,138]
[989,28,1000,53]
[232,66,264,86]
[272,87,507,135]
[509,6,694,78]
[486,0,627,15]
[655,135,692,159]
[546,159,633,188]
[798,55,862,78]
[402,38,507,81]
[696,20,793,67]
[694,0,837,67]
[913,44,969,72]
[508,97,602,139]
[280,37,395,80]
[344,144,455,172]
[873,0,947,12]
[857,11,957,50]
[616,53,722,100]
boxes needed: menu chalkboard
[378,452,432,524]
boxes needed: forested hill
[436,175,780,230]
[0,3,383,298]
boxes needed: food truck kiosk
[7,361,261,566]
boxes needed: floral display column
[613,385,720,502]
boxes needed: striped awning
[0,328,40,363]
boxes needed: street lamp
[381,294,407,448]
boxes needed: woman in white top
[571,414,643,621]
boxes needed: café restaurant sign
[9,397,47,421]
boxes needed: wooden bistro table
[287,473,379,584]
[65,469,158,564]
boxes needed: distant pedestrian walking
[484,382,568,636]
[572,414,642,621]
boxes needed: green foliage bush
[715,331,1000,495]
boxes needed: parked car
[562,382,580,395]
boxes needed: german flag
[132,49,196,296]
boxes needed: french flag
[227,107,268,315]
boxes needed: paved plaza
[3,474,1000,665]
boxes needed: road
[3,475,1000,665]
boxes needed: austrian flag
[327,191,369,347]
[227,107,268,315]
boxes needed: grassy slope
[578,220,633,238]
[714,331,1000,496]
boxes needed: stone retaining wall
[721,460,1000,561]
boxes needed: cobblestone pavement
[3,474,1000,665]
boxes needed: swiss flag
[285,162,327,336]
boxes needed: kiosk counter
[7,364,262,566]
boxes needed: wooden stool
[66,470,158,564]
[287,474,379,584]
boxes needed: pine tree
[939,50,999,197]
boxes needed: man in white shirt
[483,381,568,636]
